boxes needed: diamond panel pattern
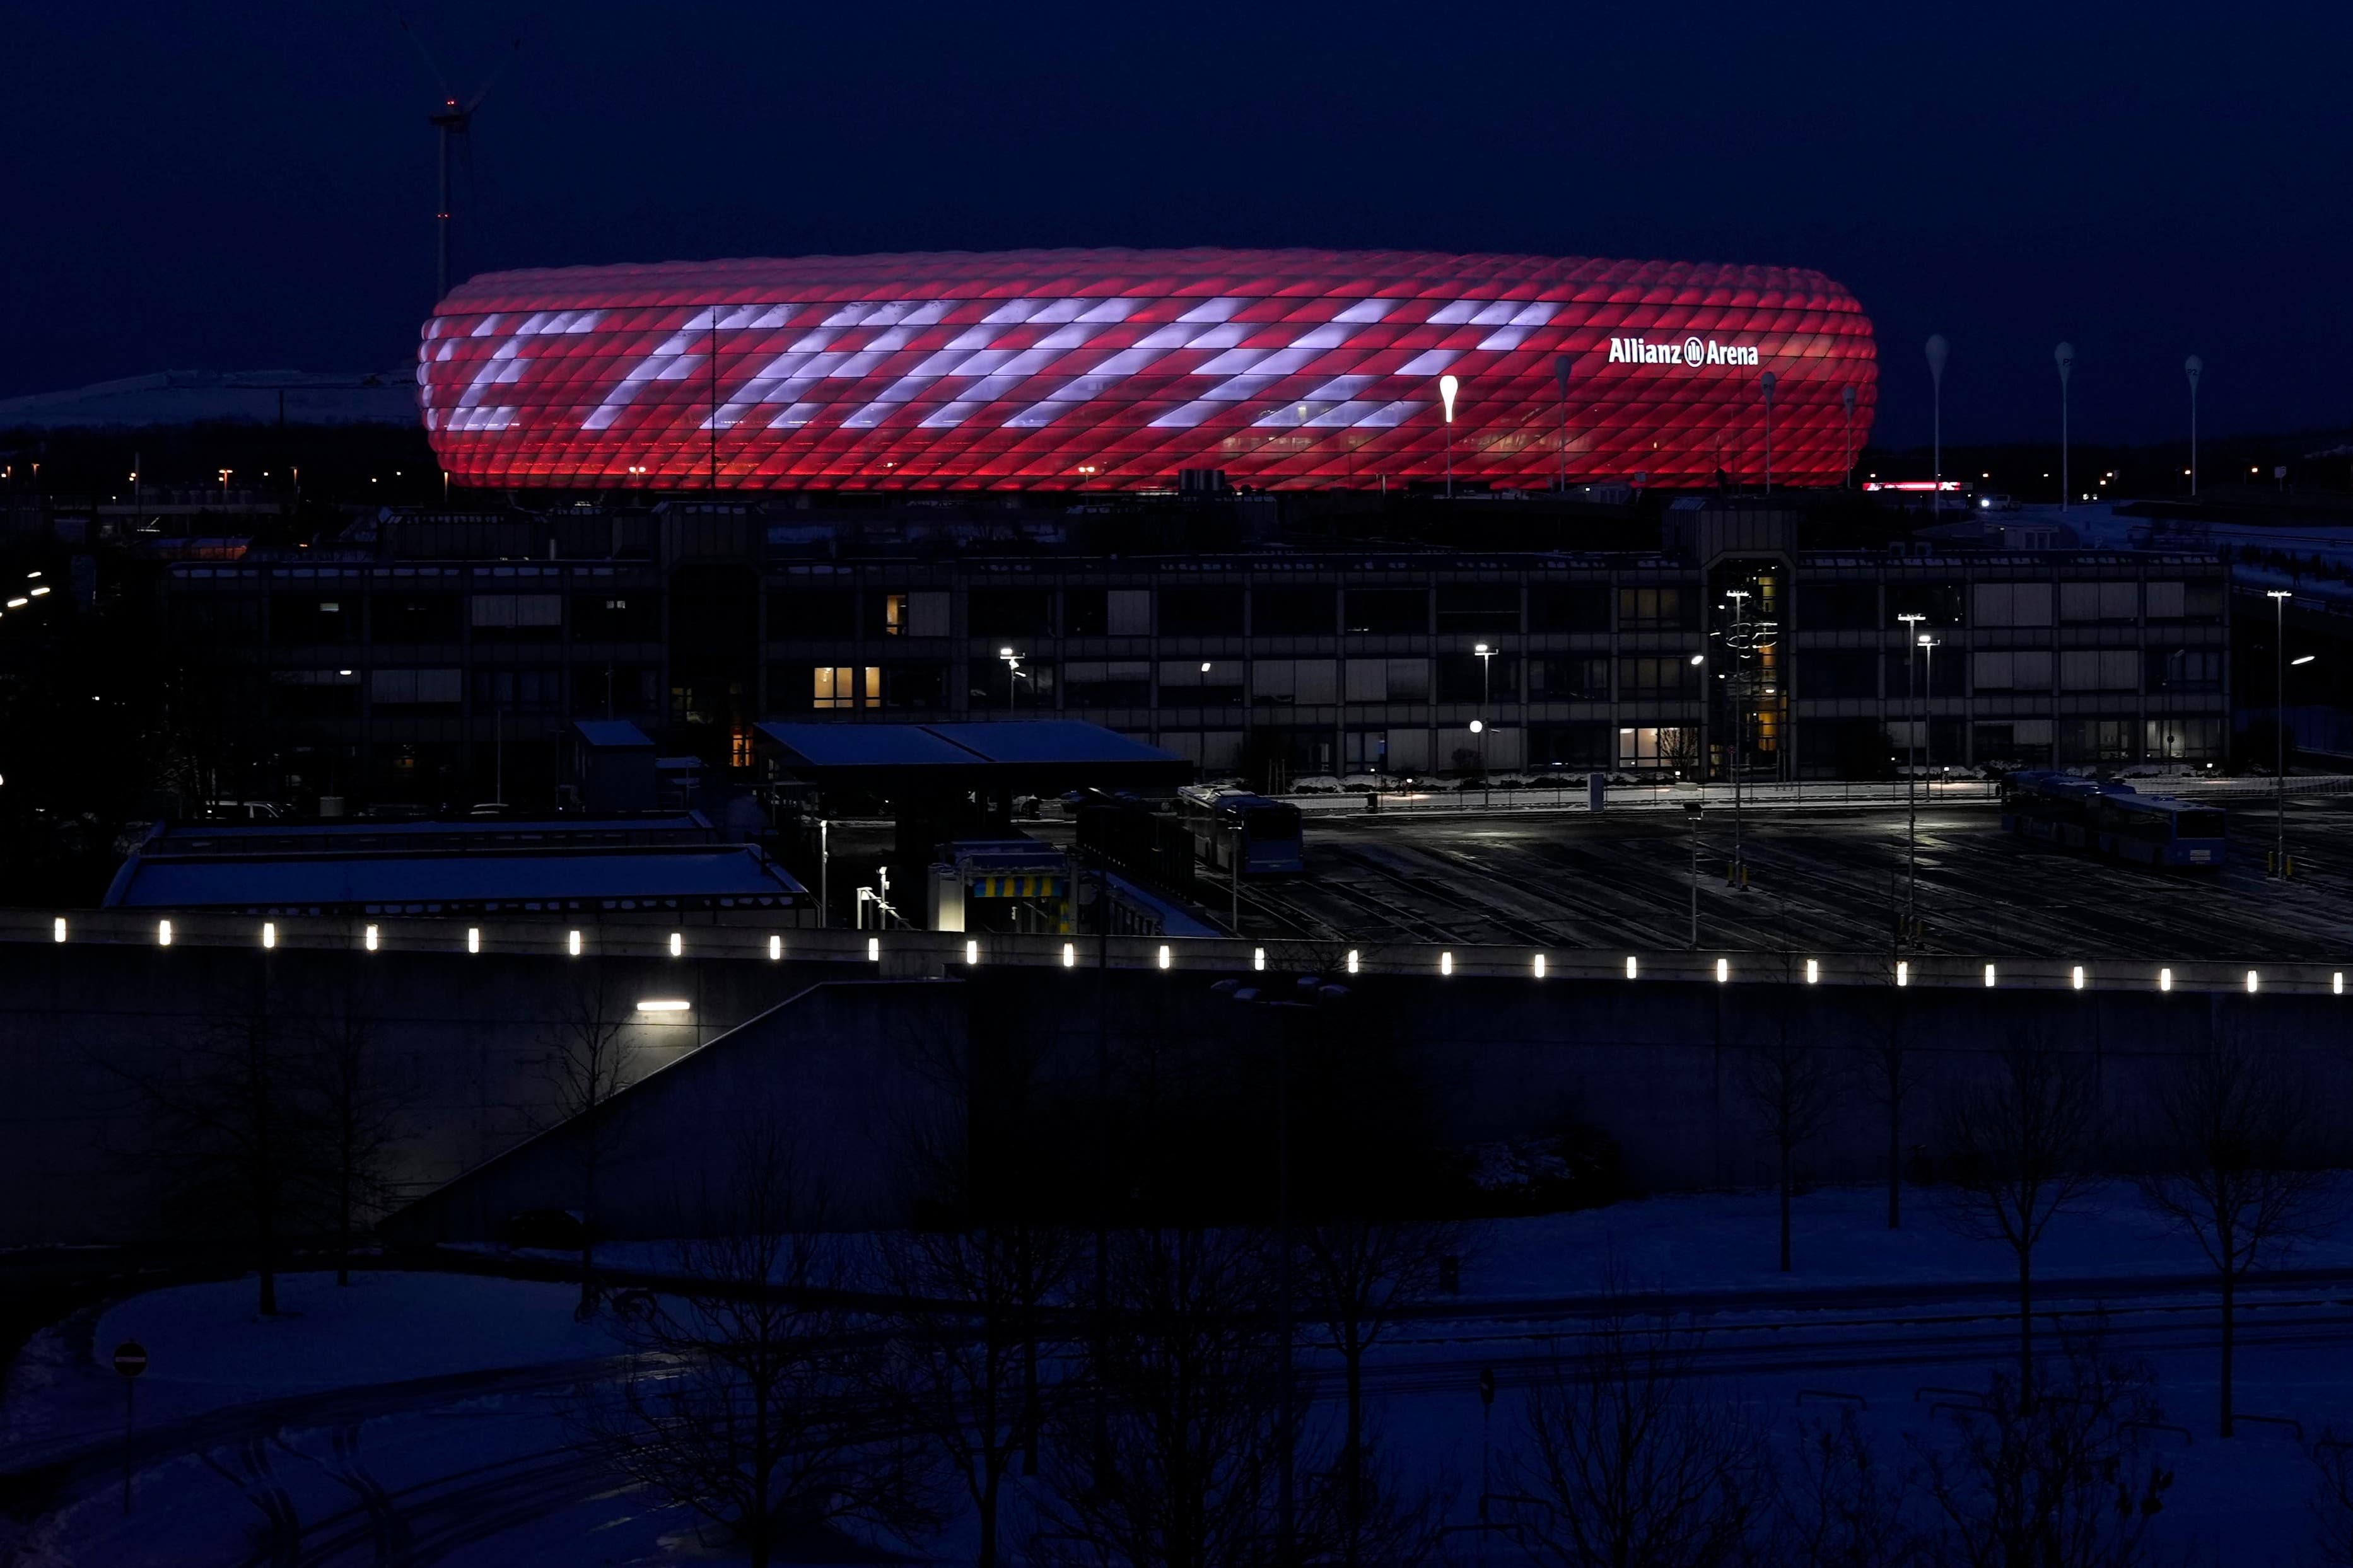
[417,248,1877,491]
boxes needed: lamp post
[2185,356,2203,496]
[1475,641,1497,804]
[1439,374,1460,499]
[1760,371,1777,494]
[998,646,1025,712]
[2269,588,2292,877]
[1925,335,1948,515]
[1725,588,1752,889]
[1684,799,1703,950]
[1555,355,1573,492]
[1841,385,1857,489]
[2054,342,2076,510]
[1920,636,1939,777]
[1897,613,1926,934]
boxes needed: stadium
[416,248,1878,492]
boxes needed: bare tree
[295,969,412,1287]
[1910,1329,2174,1568]
[2307,1426,2353,1565]
[1854,985,1927,1231]
[1739,1018,1836,1273]
[871,1222,1085,1568]
[102,958,315,1316]
[1936,1033,2099,1407]
[1027,1224,1319,1568]
[1506,1296,1768,1567]
[538,960,639,1316]
[1292,1216,1467,1565]
[571,1112,941,1567]
[1771,1407,1925,1568]
[2134,1032,2334,1437]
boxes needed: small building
[101,813,811,925]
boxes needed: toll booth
[926,839,1073,934]
[754,720,1191,929]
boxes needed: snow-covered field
[9,1184,2353,1565]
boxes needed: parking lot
[1188,794,2353,961]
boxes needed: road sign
[112,1341,147,1379]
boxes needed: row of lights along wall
[54,918,2344,997]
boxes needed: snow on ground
[94,1270,619,1405]
[16,1186,2353,1565]
[1470,1179,2353,1301]
[0,1270,621,1465]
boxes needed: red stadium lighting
[417,248,1877,492]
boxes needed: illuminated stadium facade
[417,248,1877,492]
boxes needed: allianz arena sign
[417,247,1874,491]
[1606,335,1765,369]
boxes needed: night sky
[6,2,2349,449]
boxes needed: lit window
[813,666,882,709]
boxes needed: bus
[1176,786,1306,875]
[2000,771,2226,869]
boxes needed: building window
[1616,725,1697,770]
[2149,648,2222,692]
[1529,584,1610,632]
[1971,582,2054,628]
[1617,586,1695,630]
[1435,584,1519,632]
[1254,587,1335,636]
[767,588,855,639]
[2058,649,2139,691]
[1617,655,1700,699]
[969,588,1055,637]
[1795,583,1880,630]
[1527,655,1609,700]
[1063,661,1152,707]
[1343,588,1427,634]
[812,665,880,709]
[1159,586,1244,636]
[2146,717,2222,760]
[1970,651,2055,693]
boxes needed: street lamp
[1760,370,1777,494]
[998,646,1025,712]
[1925,335,1948,514]
[2185,356,2203,497]
[1474,642,1497,801]
[2054,342,2076,511]
[1897,612,1926,932]
[2269,589,2292,877]
[1683,799,1703,950]
[1439,374,1460,499]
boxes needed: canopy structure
[756,719,1189,794]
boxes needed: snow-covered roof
[0,369,417,430]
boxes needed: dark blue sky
[6,1,2348,448]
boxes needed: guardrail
[9,909,2345,999]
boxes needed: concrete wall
[8,944,2347,1246]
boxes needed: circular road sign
[112,1340,148,1379]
